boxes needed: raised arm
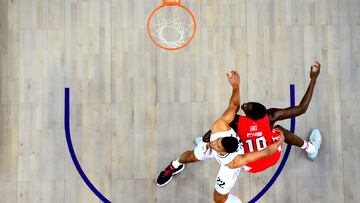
[227,70,241,108]
[216,70,240,124]
[205,70,240,139]
[203,70,240,142]
[268,61,321,125]
[226,132,285,169]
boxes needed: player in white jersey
[156,70,284,203]
[195,128,242,166]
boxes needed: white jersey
[194,128,244,165]
[193,128,246,196]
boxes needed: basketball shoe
[156,163,185,187]
[306,129,322,161]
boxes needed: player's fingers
[313,61,320,68]
[204,143,210,154]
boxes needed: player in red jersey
[231,113,285,173]
[157,70,285,203]
[238,61,322,172]
[200,61,322,173]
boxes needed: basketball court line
[248,84,295,203]
[64,88,112,203]
[64,84,295,203]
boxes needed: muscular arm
[219,85,240,124]
[268,79,316,122]
[268,61,321,125]
[226,133,285,169]
[203,70,240,141]
[229,85,240,108]
[209,87,239,137]
[214,70,240,126]
[212,70,240,131]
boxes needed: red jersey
[236,115,282,173]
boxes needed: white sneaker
[194,137,203,145]
[306,129,322,161]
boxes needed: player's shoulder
[211,119,230,133]
[266,108,281,122]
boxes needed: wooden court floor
[0,0,359,202]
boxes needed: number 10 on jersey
[243,137,267,152]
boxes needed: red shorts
[245,148,282,173]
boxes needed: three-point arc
[64,84,296,203]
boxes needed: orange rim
[147,2,197,51]
[163,0,181,5]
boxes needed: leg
[274,124,304,147]
[156,150,194,187]
[156,141,214,187]
[214,191,242,203]
[214,190,229,203]
[275,125,322,160]
[213,165,242,203]
[178,150,199,164]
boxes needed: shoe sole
[194,137,203,145]
[173,164,185,175]
[310,129,322,148]
[156,175,173,187]
[307,129,322,161]
[156,165,186,187]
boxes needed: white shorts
[194,141,216,160]
[193,142,242,194]
[215,165,242,194]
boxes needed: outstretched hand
[277,132,285,144]
[310,61,321,80]
[204,143,213,155]
[273,128,285,144]
[226,70,240,87]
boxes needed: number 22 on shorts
[216,177,226,188]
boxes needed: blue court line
[64,88,112,203]
[64,85,295,203]
[248,84,295,203]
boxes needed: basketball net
[149,16,194,49]
[147,0,196,50]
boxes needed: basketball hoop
[147,0,197,51]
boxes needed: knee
[274,125,290,136]
[274,124,283,130]
[185,150,198,161]
[180,150,198,163]
[213,191,228,203]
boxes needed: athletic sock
[171,158,182,168]
[300,140,317,154]
[224,194,242,203]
